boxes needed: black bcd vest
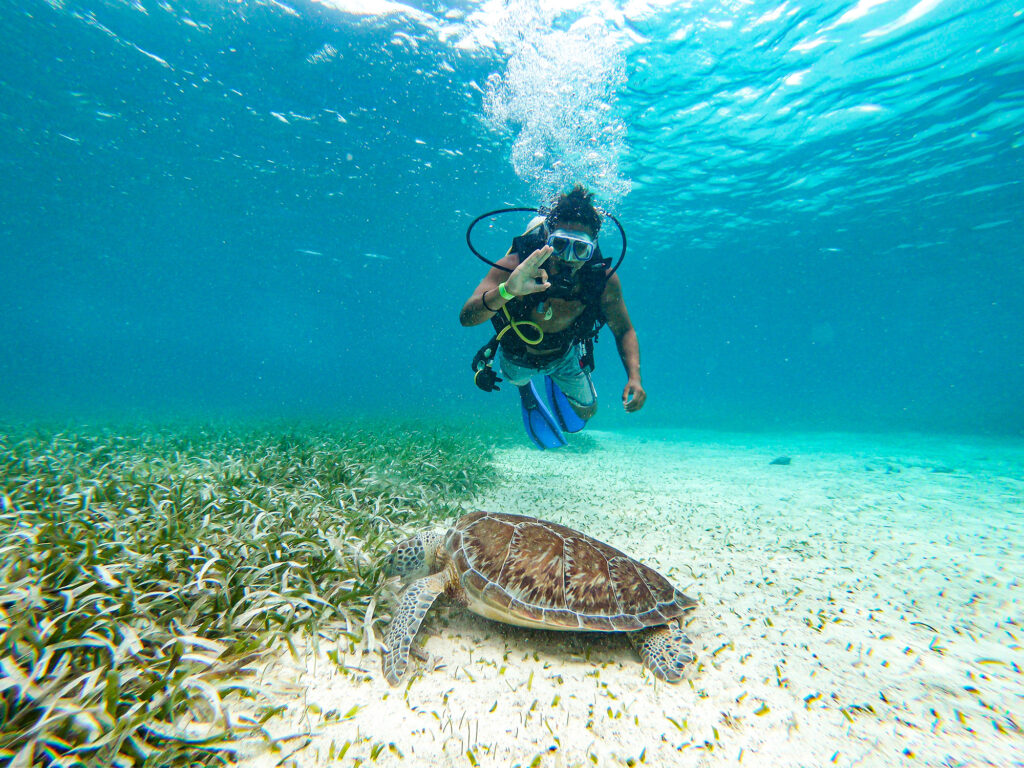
[491,228,611,364]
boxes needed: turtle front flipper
[628,624,694,683]
[382,572,448,686]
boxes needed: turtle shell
[445,510,696,632]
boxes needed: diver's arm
[459,246,554,327]
[460,262,512,327]
[602,274,647,412]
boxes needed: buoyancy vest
[491,226,611,365]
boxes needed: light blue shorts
[498,344,597,410]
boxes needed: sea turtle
[382,510,697,685]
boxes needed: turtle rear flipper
[382,572,447,686]
[629,624,694,683]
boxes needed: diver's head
[546,184,602,235]
[545,184,600,265]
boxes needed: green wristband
[498,282,515,301]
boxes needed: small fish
[364,252,391,260]
[295,249,323,256]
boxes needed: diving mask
[546,229,596,262]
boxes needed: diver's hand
[505,246,552,297]
[622,378,646,413]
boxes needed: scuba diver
[460,184,645,449]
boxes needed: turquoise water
[1,0,1022,434]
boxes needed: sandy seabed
[236,429,1023,768]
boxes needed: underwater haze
[2,0,1022,434]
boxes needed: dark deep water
[2,0,1022,435]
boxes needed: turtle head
[384,530,444,580]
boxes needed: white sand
[235,430,1023,768]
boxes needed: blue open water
[2,0,1022,434]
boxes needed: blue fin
[520,381,567,450]
[544,375,586,433]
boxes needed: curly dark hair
[545,184,602,234]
